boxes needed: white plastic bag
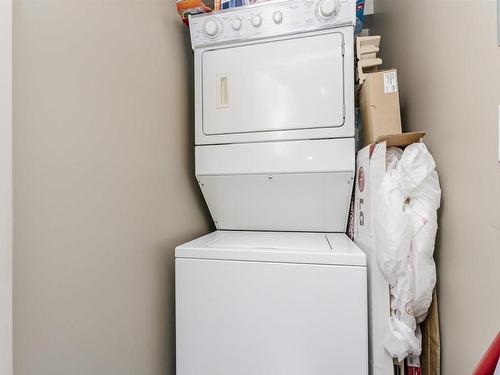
[372,143,441,361]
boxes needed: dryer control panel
[189,0,355,49]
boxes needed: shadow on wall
[180,20,213,229]
[162,20,215,375]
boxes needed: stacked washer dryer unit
[176,0,368,374]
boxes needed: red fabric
[405,357,421,375]
[407,367,421,375]
[473,332,500,375]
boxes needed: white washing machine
[176,231,368,375]
[176,0,368,373]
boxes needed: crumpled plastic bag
[372,143,441,362]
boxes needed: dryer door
[200,31,347,143]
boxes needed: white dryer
[190,0,356,145]
[176,231,368,375]
[190,0,357,233]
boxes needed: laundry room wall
[372,1,500,373]
[13,1,211,374]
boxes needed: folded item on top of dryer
[176,0,270,24]
[176,0,212,25]
[218,0,270,10]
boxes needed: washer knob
[232,18,242,31]
[318,0,338,19]
[273,10,283,24]
[251,15,262,27]
[204,19,219,37]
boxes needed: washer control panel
[189,0,355,49]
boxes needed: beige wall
[13,1,211,374]
[1,0,13,374]
[372,1,500,373]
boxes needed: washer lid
[175,231,366,266]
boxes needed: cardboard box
[353,134,432,375]
[359,69,402,147]
[420,290,441,375]
[354,141,395,375]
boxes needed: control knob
[203,19,220,37]
[251,15,262,27]
[232,18,242,30]
[318,0,339,19]
[273,10,283,24]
